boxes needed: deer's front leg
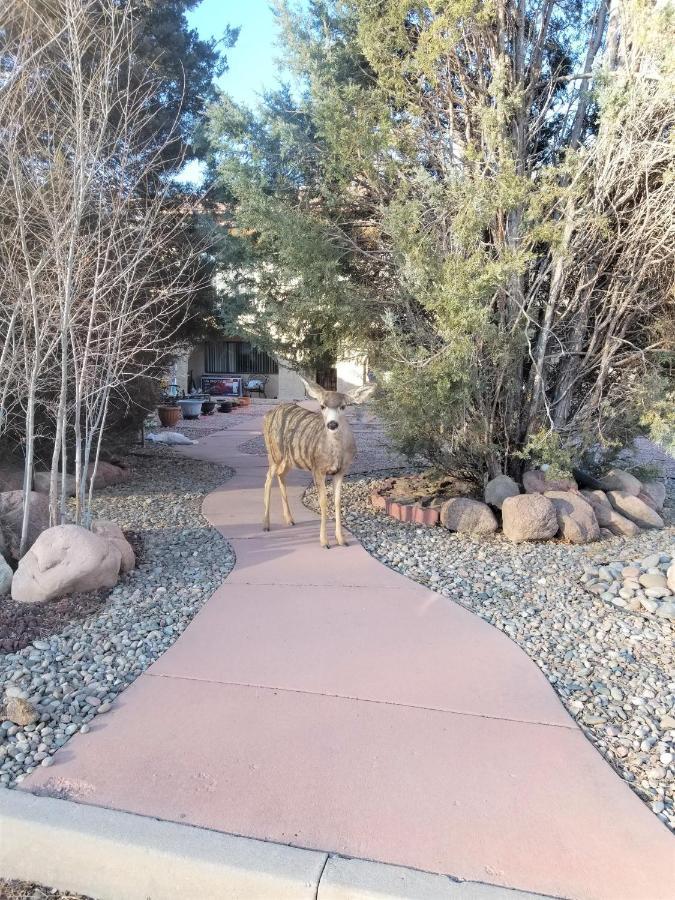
[262,465,275,531]
[315,471,329,548]
[333,472,347,546]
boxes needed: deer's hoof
[262,525,270,532]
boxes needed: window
[205,341,278,375]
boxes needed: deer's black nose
[327,421,339,430]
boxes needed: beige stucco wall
[336,354,367,393]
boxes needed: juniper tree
[207,0,674,478]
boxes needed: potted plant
[218,400,233,413]
[157,395,182,428]
[201,399,216,416]
[177,396,203,420]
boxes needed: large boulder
[607,491,665,529]
[0,463,26,493]
[0,556,12,595]
[597,468,641,497]
[12,524,122,604]
[484,474,520,509]
[0,491,50,563]
[32,471,77,497]
[501,494,558,543]
[667,563,675,594]
[639,481,666,511]
[522,469,578,494]
[88,461,130,487]
[91,520,135,573]
[440,497,498,535]
[544,491,600,544]
[580,490,640,537]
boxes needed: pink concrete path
[23,407,673,899]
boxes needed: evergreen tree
[207,0,674,478]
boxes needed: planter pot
[157,406,181,428]
[411,503,439,526]
[218,401,233,413]
[201,400,216,416]
[177,398,202,420]
[238,396,251,407]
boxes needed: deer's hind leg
[262,458,276,532]
[276,462,295,526]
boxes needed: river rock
[91,520,135,573]
[501,493,559,543]
[12,524,122,603]
[440,497,498,535]
[580,490,640,537]
[0,490,50,562]
[607,491,665,529]
[598,468,641,496]
[484,475,520,509]
[667,563,675,594]
[523,469,578,494]
[544,491,600,544]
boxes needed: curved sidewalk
[21,408,673,899]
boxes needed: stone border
[0,790,553,900]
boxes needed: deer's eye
[340,405,345,411]
[320,404,326,410]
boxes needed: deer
[262,378,376,548]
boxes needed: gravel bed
[304,473,675,832]
[0,448,234,788]
[0,881,91,900]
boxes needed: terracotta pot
[239,396,251,407]
[157,406,181,428]
[411,503,439,526]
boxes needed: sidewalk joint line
[146,672,576,730]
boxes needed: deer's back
[263,404,326,471]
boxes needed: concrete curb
[0,790,558,900]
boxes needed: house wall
[336,354,367,393]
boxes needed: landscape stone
[12,523,122,604]
[439,497,497,534]
[580,490,640,537]
[522,469,578,494]
[484,474,520,509]
[544,491,600,544]
[0,490,50,562]
[667,563,675,594]
[0,556,12,595]
[598,468,642,496]
[32,471,77,497]
[607,491,665,529]
[639,481,666,511]
[91,520,135,574]
[639,573,668,589]
[1,697,39,727]
[501,493,559,543]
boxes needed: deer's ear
[301,378,326,403]
[347,383,377,405]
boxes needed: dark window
[205,341,278,375]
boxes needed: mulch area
[0,882,92,900]
[0,532,142,654]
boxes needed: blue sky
[187,0,283,108]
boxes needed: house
[175,339,369,400]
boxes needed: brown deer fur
[262,378,375,547]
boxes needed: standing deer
[262,378,376,547]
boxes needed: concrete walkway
[22,408,673,899]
